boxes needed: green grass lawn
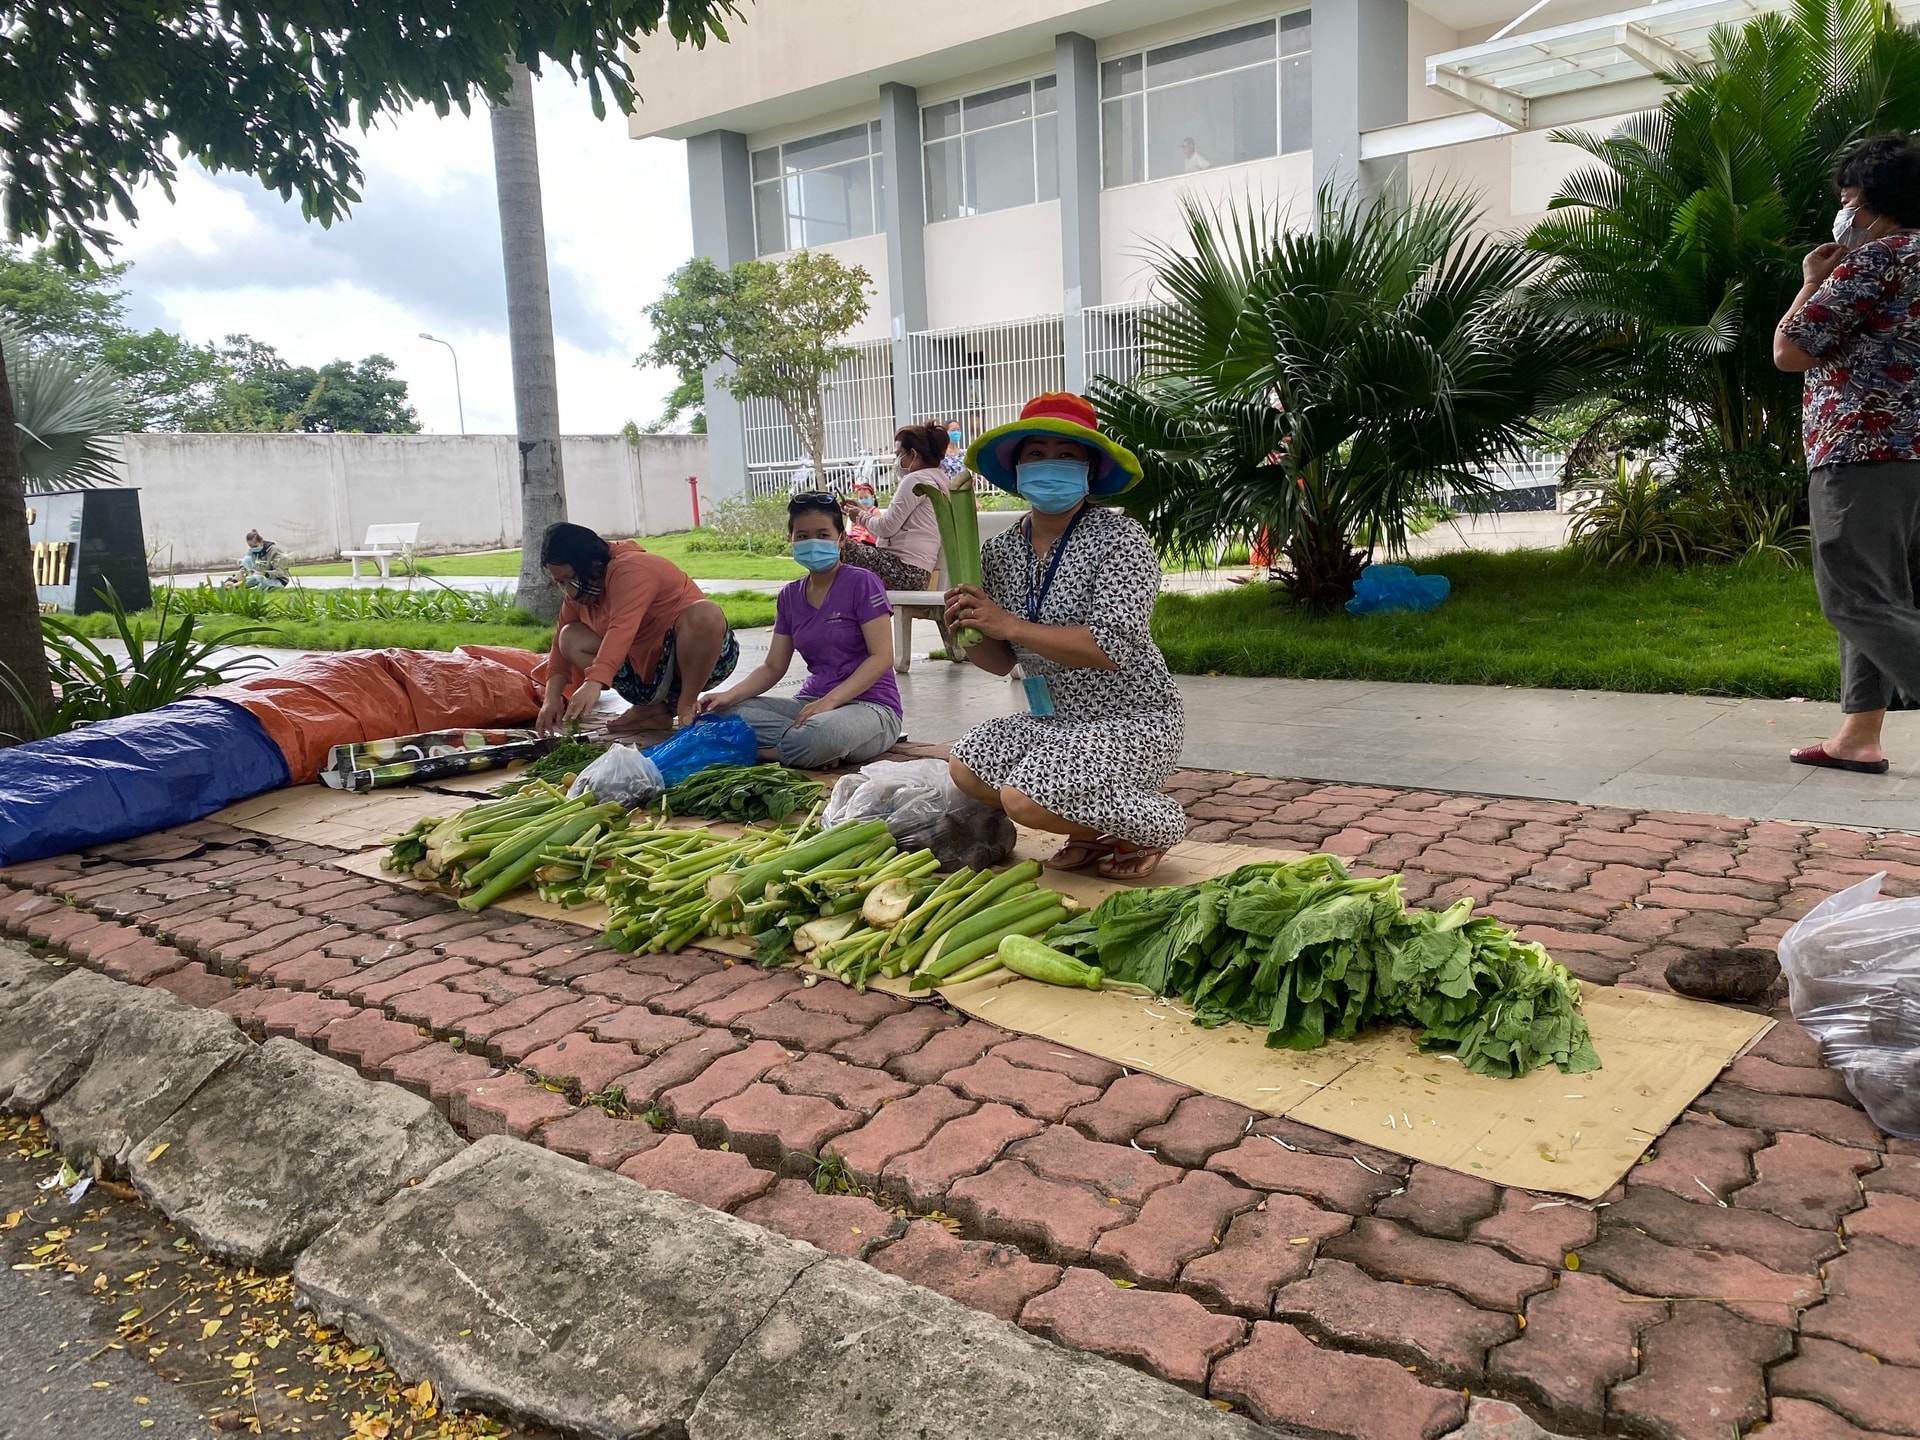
[291,532,802,583]
[58,589,778,652]
[1152,549,1841,701]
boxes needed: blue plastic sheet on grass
[642,714,760,789]
[0,698,291,867]
[1345,563,1451,617]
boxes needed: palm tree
[489,60,568,622]
[2,325,130,490]
[1527,0,1920,482]
[1094,189,1606,609]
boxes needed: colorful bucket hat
[964,393,1144,498]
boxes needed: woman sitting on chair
[839,422,950,592]
[943,393,1186,880]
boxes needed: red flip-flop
[1790,745,1890,775]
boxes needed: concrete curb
[0,942,1269,1439]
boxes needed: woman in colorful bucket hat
[943,393,1187,880]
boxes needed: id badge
[1021,672,1056,717]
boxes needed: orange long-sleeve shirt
[548,541,708,688]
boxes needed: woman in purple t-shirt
[696,493,905,768]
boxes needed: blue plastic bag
[1344,563,1450,617]
[641,714,760,789]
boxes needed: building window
[922,76,1059,224]
[1099,12,1311,189]
[751,121,884,255]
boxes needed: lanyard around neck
[1024,507,1088,623]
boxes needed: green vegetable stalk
[920,474,983,649]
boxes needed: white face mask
[1833,205,1875,250]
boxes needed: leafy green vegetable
[662,763,825,823]
[1045,854,1599,1078]
[493,737,603,795]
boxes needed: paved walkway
[4,766,1915,1440]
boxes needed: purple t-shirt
[775,565,902,715]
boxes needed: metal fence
[906,315,1065,441]
[1081,300,1166,388]
[741,337,897,497]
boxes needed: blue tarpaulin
[0,698,291,866]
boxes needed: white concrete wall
[1101,150,1314,300]
[924,202,1066,328]
[115,432,711,572]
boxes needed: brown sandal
[1047,837,1118,871]
[1097,843,1169,881]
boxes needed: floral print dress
[950,505,1187,850]
[1780,234,1920,466]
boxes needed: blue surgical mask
[1017,458,1091,514]
[948,430,964,447]
[792,538,841,572]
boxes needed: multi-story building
[627,0,1812,497]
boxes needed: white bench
[342,522,421,581]
[888,510,1022,673]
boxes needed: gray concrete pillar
[878,83,928,428]
[1056,32,1102,394]
[686,130,756,499]
[1311,0,1409,211]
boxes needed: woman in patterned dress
[943,393,1186,880]
[840,422,950,592]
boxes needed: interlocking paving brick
[1736,1132,1876,1229]
[519,1033,642,1097]
[1018,1266,1243,1392]
[868,1219,1062,1322]
[385,982,490,1033]
[261,950,359,993]
[382,1043,495,1109]
[986,1036,1124,1090]
[1608,1180,1844,1271]
[1724,1054,1857,1102]
[1275,1255,1518,1377]
[1608,1303,1793,1440]
[826,1084,977,1188]
[491,997,618,1065]
[98,937,195,985]
[685,970,808,1028]
[1177,1195,1351,1315]
[734,1178,901,1258]
[1377,1162,1503,1239]
[1006,1124,1184,1205]
[884,1018,1003,1085]
[879,1102,1041,1209]
[650,963,772,1018]
[766,1051,912,1116]
[584,1007,705,1057]
[1693,1086,1884,1151]
[258,991,357,1043]
[731,1000,865,1052]
[1208,1136,1404,1213]
[1063,1071,1188,1143]
[571,963,677,1006]
[1470,1187,1604,1267]
[455,988,573,1046]
[1136,1093,1258,1168]
[1630,1112,1766,1204]
[616,1132,773,1212]
[1801,1237,1920,1367]
[1865,1153,1920,1202]
[1773,1339,1920,1437]
[1761,1399,1910,1440]
[944,1161,1136,1263]
[830,1004,959,1068]
[348,956,476,1007]
[697,1081,857,1168]
[450,1072,574,1139]
[1576,1225,1819,1326]
[1211,1320,1468,1440]
[659,1038,794,1124]
[1324,1217,1553,1312]
[318,1008,432,1071]
[1843,1189,1920,1247]
[608,1030,745,1106]
[788,980,906,1026]
[536,1105,665,1170]
[1091,1168,1258,1283]
[1488,1271,1661,1423]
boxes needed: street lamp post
[418,332,466,435]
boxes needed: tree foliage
[1527,0,1920,480]
[644,251,870,474]
[1094,190,1609,609]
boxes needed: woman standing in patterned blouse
[1776,133,1920,775]
[943,393,1186,880]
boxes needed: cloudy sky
[107,69,693,437]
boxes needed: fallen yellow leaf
[201,1320,223,1339]
[144,1143,169,1164]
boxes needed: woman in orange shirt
[535,523,739,736]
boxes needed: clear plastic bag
[567,745,666,807]
[823,758,955,850]
[1776,873,1920,1138]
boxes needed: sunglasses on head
[788,491,838,509]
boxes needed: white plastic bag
[1776,873,1920,1138]
[823,758,954,850]
[566,744,665,808]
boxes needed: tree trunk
[0,345,52,747]
[490,60,568,621]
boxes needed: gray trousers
[728,696,903,769]
[1811,461,1920,714]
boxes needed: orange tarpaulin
[209,647,542,783]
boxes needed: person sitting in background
[234,530,289,590]
[943,392,1187,880]
[536,522,738,737]
[697,492,903,768]
[840,421,950,592]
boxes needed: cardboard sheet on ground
[222,782,1769,1195]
